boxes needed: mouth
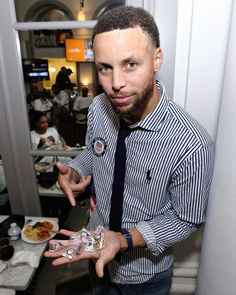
[111,94,134,106]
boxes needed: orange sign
[65,39,85,62]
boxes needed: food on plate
[40,221,54,230]
[23,220,54,241]
[34,162,51,172]
[64,145,72,151]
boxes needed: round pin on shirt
[92,137,107,157]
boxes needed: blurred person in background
[73,87,93,146]
[31,111,62,150]
[33,90,53,124]
[55,66,67,90]
[52,84,70,130]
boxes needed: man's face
[93,27,162,122]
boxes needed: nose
[112,68,125,92]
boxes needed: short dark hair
[33,111,46,124]
[92,6,160,48]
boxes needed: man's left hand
[44,229,121,278]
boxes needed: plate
[34,162,51,172]
[21,219,59,244]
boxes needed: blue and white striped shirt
[68,81,214,284]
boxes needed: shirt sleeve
[33,99,41,111]
[136,142,215,256]
[53,95,60,105]
[30,131,39,150]
[73,97,80,111]
[48,99,53,109]
[50,128,62,146]
[60,91,69,107]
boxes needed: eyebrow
[96,62,112,68]
[96,55,139,68]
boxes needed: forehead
[38,116,47,123]
[93,27,152,61]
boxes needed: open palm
[44,229,121,278]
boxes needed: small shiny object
[96,232,105,250]
[85,243,94,252]
[62,247,75,259]
[70,233,81,241]
[86,236,95,246]
[49,242,64,252]
[76,243,83,256]
[62,226,105,258]
[81,228,91,236]
[67,248,74,255]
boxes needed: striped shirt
[68,81,214,284]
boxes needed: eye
[97,65,111,74]
[126,62,137,70]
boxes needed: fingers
[95,258,105,278]
[51,251,97,265]
[56,163,91,206]
[70,175,92,191]
[52,257,78,265]
[62,185,77,206]
[67,176,92,204]
[45,247,99,266]
[59,229,78,236]
[57,165,77,206]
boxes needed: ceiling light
[77,0,86,21]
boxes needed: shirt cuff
[66,161,84,176]
[136,221,164,255]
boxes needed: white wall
[127,0,178,98]
[196,1,236,294]
[152,0,178,98]
[174,0,233,140]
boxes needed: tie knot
[119,120,132,138]
[120,119,129,129]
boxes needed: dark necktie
[109,120,133,232]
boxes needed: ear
[153,47,163,72]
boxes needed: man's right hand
[56,162,92,206]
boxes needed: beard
[107,79,155,122]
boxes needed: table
[0,288,15,295]
[0,216,58,291]
[38,183,65,197]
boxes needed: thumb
[56,162,69,174]
[95,258,106,278]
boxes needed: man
[73,87,93,146]
[51,83,70,130]
[45,6,214,295]
[65,68,74,90]
[73,87,93,115]
[55,66,67,90]
[52,84,70,110]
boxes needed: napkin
[0,261,8,272]
[9,250,40,268]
